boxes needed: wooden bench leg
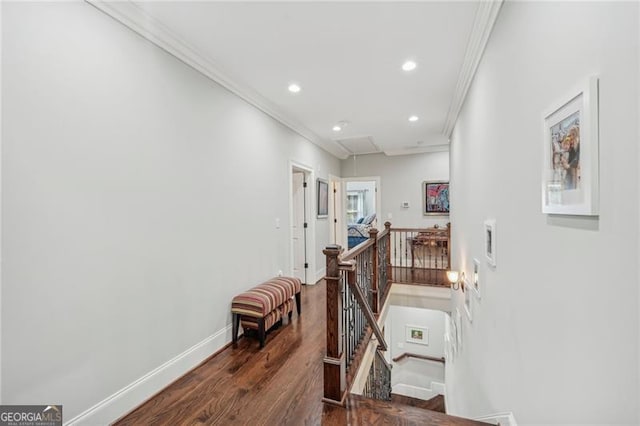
[232,313,240,345]
[258,318,266,349]
[295,291,301,316]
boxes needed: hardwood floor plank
[115,281,487,426]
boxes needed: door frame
[289,161,315,285]
[342,176,382,248]
[328,174,343,247]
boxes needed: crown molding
[384,144,450,157]
[86,0,350,160]
[442,0,504,138]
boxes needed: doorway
[291,171,307,284]
[329,175,342,246]
[289,162,315,285]
[343,177,381,250]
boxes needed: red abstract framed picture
[422,181,449,215]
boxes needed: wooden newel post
[369,228,379,315]
[323,245,346,405]
[385,221,392,283]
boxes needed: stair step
[391,393,446,413]
[323,394,491,425]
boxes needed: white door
[329,177,343,246]
[292,172,307,283]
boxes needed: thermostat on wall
[401,202,410,209]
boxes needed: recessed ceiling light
[402,60,417,72]
[408,115,419,122]
[332,125,342,132]
[288,83,301,93]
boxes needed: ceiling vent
[335,136,381,156]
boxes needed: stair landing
[391,392,446,413]
[322,395,491,425]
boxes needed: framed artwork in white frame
[542,77,599,216]
[448,314,458,354]
[405,325,429,345]
[472,258,481,299]
[444,333,452,360]
[455,308,462,348]
[484,219,496,267]
[463,278,472,322]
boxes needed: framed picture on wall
[473,258,481,299]
[463,278,472,322]
[542,77,599,216]
[484,219,496,267]
[423,181,450,215]
[317,178,328,218]
[405,325,429,345]
[448,314,458,354]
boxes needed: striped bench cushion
[231,277,301,318]
[241,309,281,331]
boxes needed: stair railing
[389,223,451,285]
[322,222,392,405]
[362,349,392,401]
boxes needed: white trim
[289,161,316,285]
[392,383,440,400]
[474,412,518,426]
[384,144,450,157]
[328,174,342,247]
[85,0,349,160]
[65,325,235,426]
[442,0,504,138]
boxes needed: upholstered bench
[231,277,301,348]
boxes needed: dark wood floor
[115,280,485,425]
[391,393,446,413]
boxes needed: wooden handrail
[342,226,390,261]
[392,353,445,364]
[376,226,390,241]
[341,237,375,261]
[390,226,450,233]
[347,273,387,351]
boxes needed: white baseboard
[392,383,438,401]
[474,412,517,426]
[65,325,235,425]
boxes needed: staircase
[322,224,490,425]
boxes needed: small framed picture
[448,314,458,354]
[405,325,429,345]
[463,278,472,322]
[317,178,328,218]
[455,308,462,348]
[422,181,449,215]
[473,258,481,299]
[484,219,496,267]
[542,77,599,216]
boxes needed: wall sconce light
[446,270,465,291]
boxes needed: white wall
[1,2,339,422]
[341,152,449,229]
[387,306,445,391]
[447,2,639,424]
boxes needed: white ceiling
[109,1,496,158]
